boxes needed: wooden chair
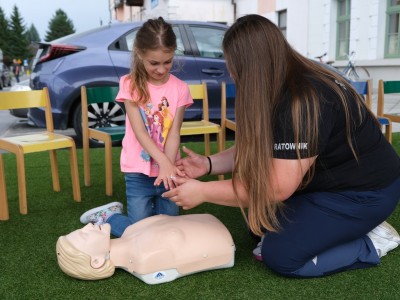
[378,79,400,126]
[221,81,236,150]
[81,86,125,196]
[0,88,81,220]
[350,80,392,144]
[181,83,223,180]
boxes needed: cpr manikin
[56,214,235,284]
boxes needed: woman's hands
[176,146,210,179]
[162,177,205,210]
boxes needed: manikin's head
[56,223,115,280]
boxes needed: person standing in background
[12,59,20,83]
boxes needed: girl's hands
[154,161,185,190]
[176,146,210,179]
[162,177,205,210]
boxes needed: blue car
[29,20,234,140]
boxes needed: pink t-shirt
[116,74,193,176]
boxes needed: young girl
[80,17,193,237]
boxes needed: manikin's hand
[162,177,205,210]
[175,146,209,179]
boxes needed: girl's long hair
[223,14,367,236]
[129,17,177,104]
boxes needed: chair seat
[90,126,125,142]
[0,132,74,153]
[180,121,221,135]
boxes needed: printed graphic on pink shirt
[138,97,174,162]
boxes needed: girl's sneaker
[80,202,123,225]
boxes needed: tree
[45,9,75,42]
[8,5,30,61]
[26,24,41,43]
[0,6,12,64]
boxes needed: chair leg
[15,151,28,215]
[0,154,9,220]
[386,123,392,144]
[49,150,60,192]
[104,137,113,197]
[69,146,81,202]
[204,134,211,157]
[217,131,224,181]
[222,127,226,150]
[83,132,91,187]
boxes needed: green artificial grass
[0,135,400,299]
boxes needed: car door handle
[201,68,224,76]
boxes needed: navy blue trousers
[261,176,400,277]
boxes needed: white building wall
[141,0,234,24]
[109,0,400,87]
[235,0,259,19]
[259,0,400,88]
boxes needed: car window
[124,26,184,56]
[172,26,184,56]
[125,30,136,51]
[189,26,225,59]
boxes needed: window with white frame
[278,10,287,37]
[336,0,351,60]
[385,0,400,58]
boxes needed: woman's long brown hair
[223,14,367,236]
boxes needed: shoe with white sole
[367,221,400,258]
[252,235,265,261]
[80,202,123,225]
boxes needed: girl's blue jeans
[107,172,179,237]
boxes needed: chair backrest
[188,82,209,121]
[221,81,236,126]
[350,80,372,109]
[81,85,120,131]
[225,82,236,99]
[84,86,120,104]
[0,88,54,131]
[377,80,400,116]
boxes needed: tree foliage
[45,9,75,42]
[8,5,30,62]
[26,24,41,43]
[0,5,76,65]
[0,6,12,64]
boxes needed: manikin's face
[139,48,174,85]
[66,223,111,268]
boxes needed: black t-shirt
[273,78,400,192]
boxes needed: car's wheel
[73,101,126,147]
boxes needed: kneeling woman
[163,14,400,278]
